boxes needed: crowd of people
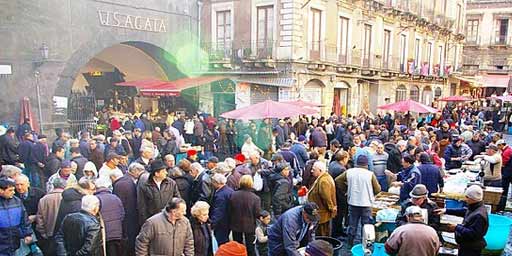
[0,103,509,256]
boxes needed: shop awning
[234,77,295,87]
[116,76,227,96]
[481,74,511,88]
[453,75,481,85]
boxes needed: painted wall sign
[98,10,167,33]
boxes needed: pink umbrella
[282,99,323,107]
[378,99,438,113]
[438,95,473,102]
[220,100,318,120]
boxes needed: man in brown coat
[36,177,66,255]
[135,197,194,256]
[307,161,337,236]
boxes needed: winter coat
[190,171,213,205]
[36,189,63,239]
[210,185,234,231]
[137,177,180,224]
[226,169,242,190]
[0,134,19,165]
[444,143,463,170]
[0,195,32,253]
[55,210,104,256]
[269,173,293,216]
[30,142,48,166]
[384,143,402,173]
[95,188,125,241]
[112,174,140,250]
[44,153,61,178]
[16,187,45,216]
[446,202,489,252]
[54,187,84,235]
[303,159,318,188]
[467,139,486,160]
[307,172,337,224]
[397,166,422,202]
[396,198,440,230]
[103,144,126,159]
[18,140,34,164]
[228,189,261,233]
[418,163,444,195]
[191,217,212,256]
[171,175,192,209]
[311,129,327,148]
[135,211,194,256]
[290,142,309,169]
[267,206,316,256]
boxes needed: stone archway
[303,79,325,105]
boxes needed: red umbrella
[378,99,438,113]
[220,100,318,120]
[282,99,323,107]
[438,95,473,102]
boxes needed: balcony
[201,40,276,63]
[465,36,481,46]
[490,35,511,46]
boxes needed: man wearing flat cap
[396,184,440,230]
[474,143,502,187]
[386,206,440,256]
[435,185,489,256]
[267,202,320,256]
[46,160,77,193]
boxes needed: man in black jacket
[0,128,19,165]
[435,185,489,256]
[44,146,65,179]
[55,195,105,256]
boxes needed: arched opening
[410,85,420,102]
[423,86,433,106]
[396,84,407,102]
[333,81,350,116]
[304,79,325,106]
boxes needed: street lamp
[33,42,49,134]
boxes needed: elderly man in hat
[396,184,440,229]
[386,206,441,256]
[435,185,489,256]
[46,160,77,193]
[336,155,381,246]
[267,202,320,256]
[137,159,181,225]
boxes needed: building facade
[0,0,200,132]
[200,0,466,116]
[461,0,512,97]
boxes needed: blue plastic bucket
[351,243,389,256]
[445,199,464,209]
[484,214,512,250]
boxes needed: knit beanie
[215,241,247,256]
[465,185,483,202]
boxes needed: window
[363,24,372,67]
[466,19,479,43]
[410,85,420,102]
[435,87,442,98]
[496,19,509,44]
[453,45,459,71]
[399,34,407,72]
[396,85,407,102]
[310,8,322,60]
[383,29,391,69]
[216,10,231,50]
[427,42,433,75]
[339,17,349,64]
[257,6,274,58]
[414,38,421,70]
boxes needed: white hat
[497,139,506,145]
[465,185,483,202]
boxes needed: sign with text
[98,10,167,33]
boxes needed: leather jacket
[55,210,104,256]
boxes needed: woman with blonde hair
[191,201,213,256]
